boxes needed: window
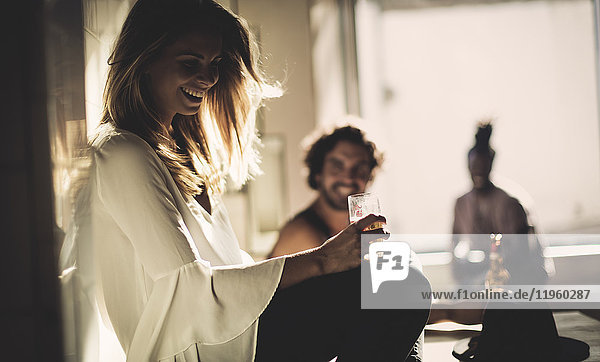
[354,0,600,251]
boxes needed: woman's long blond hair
[101,0,274,197]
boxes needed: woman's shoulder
[91,123,149,150]
[90,123,164,174]
[91,124,155,158]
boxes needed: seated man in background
[268,126,427,362]
[269,125,383,257]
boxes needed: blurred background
[3,0,600,360]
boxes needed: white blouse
[62,125,285,361]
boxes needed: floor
[420,250,600,362]
[422,311,600,361]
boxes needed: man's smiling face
[316,141,372,210]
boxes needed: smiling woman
[101,0,268,199]
[61,0,429,361]
[146,31,223,124]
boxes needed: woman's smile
[181,86,205,103]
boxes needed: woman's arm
[93,134,288,358]
[277,214,386,289]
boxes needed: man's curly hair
[305,126,382,190]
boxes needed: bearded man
[270,126,382,257]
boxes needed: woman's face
[146,30,223,123]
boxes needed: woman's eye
[181,59,198,68]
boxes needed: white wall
[356,0,600,244]
[238,0,317,222]
[236,0,322,254]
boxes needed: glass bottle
[485,234,510,289]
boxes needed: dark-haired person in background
[430,122,548,327]
[269,126,383,256]
[451,122,547,287]
[442,124,590,362]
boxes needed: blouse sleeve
[94,134,285,360]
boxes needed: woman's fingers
[363,228,390,236]
[354,214,387,232]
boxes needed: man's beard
[320,182,360,211]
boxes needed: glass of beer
[348,192,385,231]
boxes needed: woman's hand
[277,214,387,289]
[315,214,388,275]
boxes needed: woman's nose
[196,66,219,87]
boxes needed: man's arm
[270,218,325,257]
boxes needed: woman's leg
[255,266,431,362]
